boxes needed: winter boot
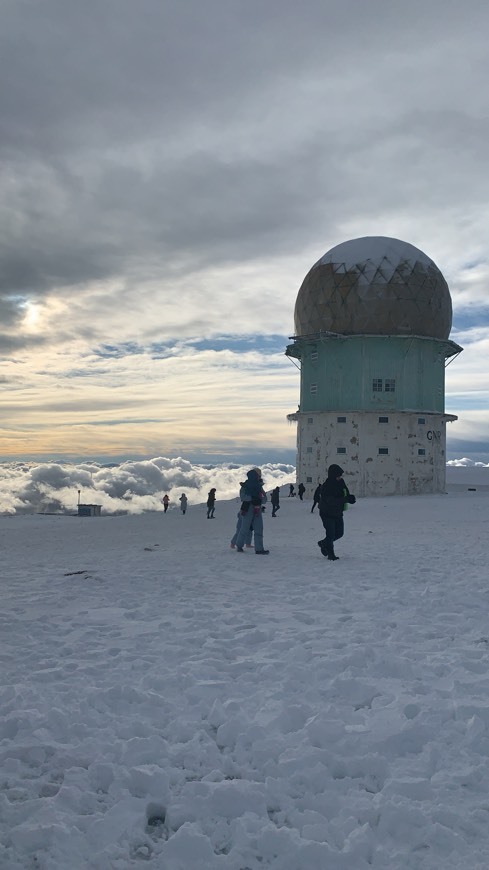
[326,544,339,561]
[321,542,339,560]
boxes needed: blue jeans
[235,505,264,551]
[231,512,253,547]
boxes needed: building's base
[289,410,457,497]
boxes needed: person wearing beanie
[317,464,356,560]
[179,493,188,515]
[311,483,322,513]
[270,486,280,517]
[206,488,216,518]
[234,468,269,554]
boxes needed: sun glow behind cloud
[21,301,42,332]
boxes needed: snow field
[1,492,489,868]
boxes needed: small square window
[306,476,312,483]
[378,416,389,424]
[337,447,346,454]
[378,447,389,455]
[307,417,313,424]
[384,379,396,392]
[418,448,426,455]
[306,446,312,453]
[418,417,426,424]
[373,378,383,392]
[337,416,347,423]
[310,384,317,394]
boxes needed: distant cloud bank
[446,458,489,467]
[1,456,488,515]
[0,457,295,515]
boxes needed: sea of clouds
[0,458,296,516]
[0,456,487,516]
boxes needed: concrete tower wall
[289,410,454,496]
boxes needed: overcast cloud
[1,0,489,462]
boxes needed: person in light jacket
[179,493,188,515]
[234,468,269,554]
[230,483,254,548]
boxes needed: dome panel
[294,236,452,339]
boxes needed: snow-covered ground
[2,489,489,869]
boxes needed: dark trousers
[320,515,344,551]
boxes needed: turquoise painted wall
[290,335,451,413]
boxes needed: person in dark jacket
[311,484,321,513]
[298,482,306,501]
[318,464,356,560]
[206,488,216,518]
[271,486,280,517]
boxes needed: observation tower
[286,236,462,496]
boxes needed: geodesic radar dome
[294,236,452,339]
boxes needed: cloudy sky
[1,0,489,465]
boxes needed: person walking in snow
[298,482,306,501]
[179,493,188,515]
[288,483,295,497]
[271,486,280,517]
[234,468,269,554]
[162,494,170,513]
[206,488,216,518]
[311,483,321,513]
[317,464,356,561]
